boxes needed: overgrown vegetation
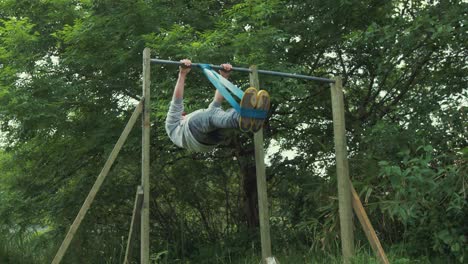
[0,0,466,263]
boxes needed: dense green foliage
[0,0,466,263]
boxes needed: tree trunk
[241,164,259,228]
[233,137,259,228]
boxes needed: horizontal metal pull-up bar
[150,59,335,83]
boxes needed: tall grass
[0,229,455,264]
[151,243,451,264]
[0,228,54,264]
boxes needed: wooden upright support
[141,48,151,264]
[51,100,143,264]
[249,66,274,263]
[330,77,354,263]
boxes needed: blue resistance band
[199,64,267,119]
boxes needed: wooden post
[51,101,143,264]
[141,47,151,264]
[330,77,354,263]
[124,186,144,264]
[350,182,389,264]
[249,65,273,263]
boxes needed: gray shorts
[188,101,239,145]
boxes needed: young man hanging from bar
[165,59,270,152]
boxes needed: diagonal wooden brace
[123,185,144,264]
[350,181,389,264]
[51,100,143,264]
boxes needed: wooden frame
[51,48,389,264]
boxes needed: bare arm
[214,63,233,103]
[172,59,191,100]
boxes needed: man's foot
[251,90,270,133]
[239,87,258,132]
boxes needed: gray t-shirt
[165,99,216,152]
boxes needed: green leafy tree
[0,0,466,263]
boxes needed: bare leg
[214,90,224,104]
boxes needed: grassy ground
[1,230,457,264]
[151,247,454,264]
